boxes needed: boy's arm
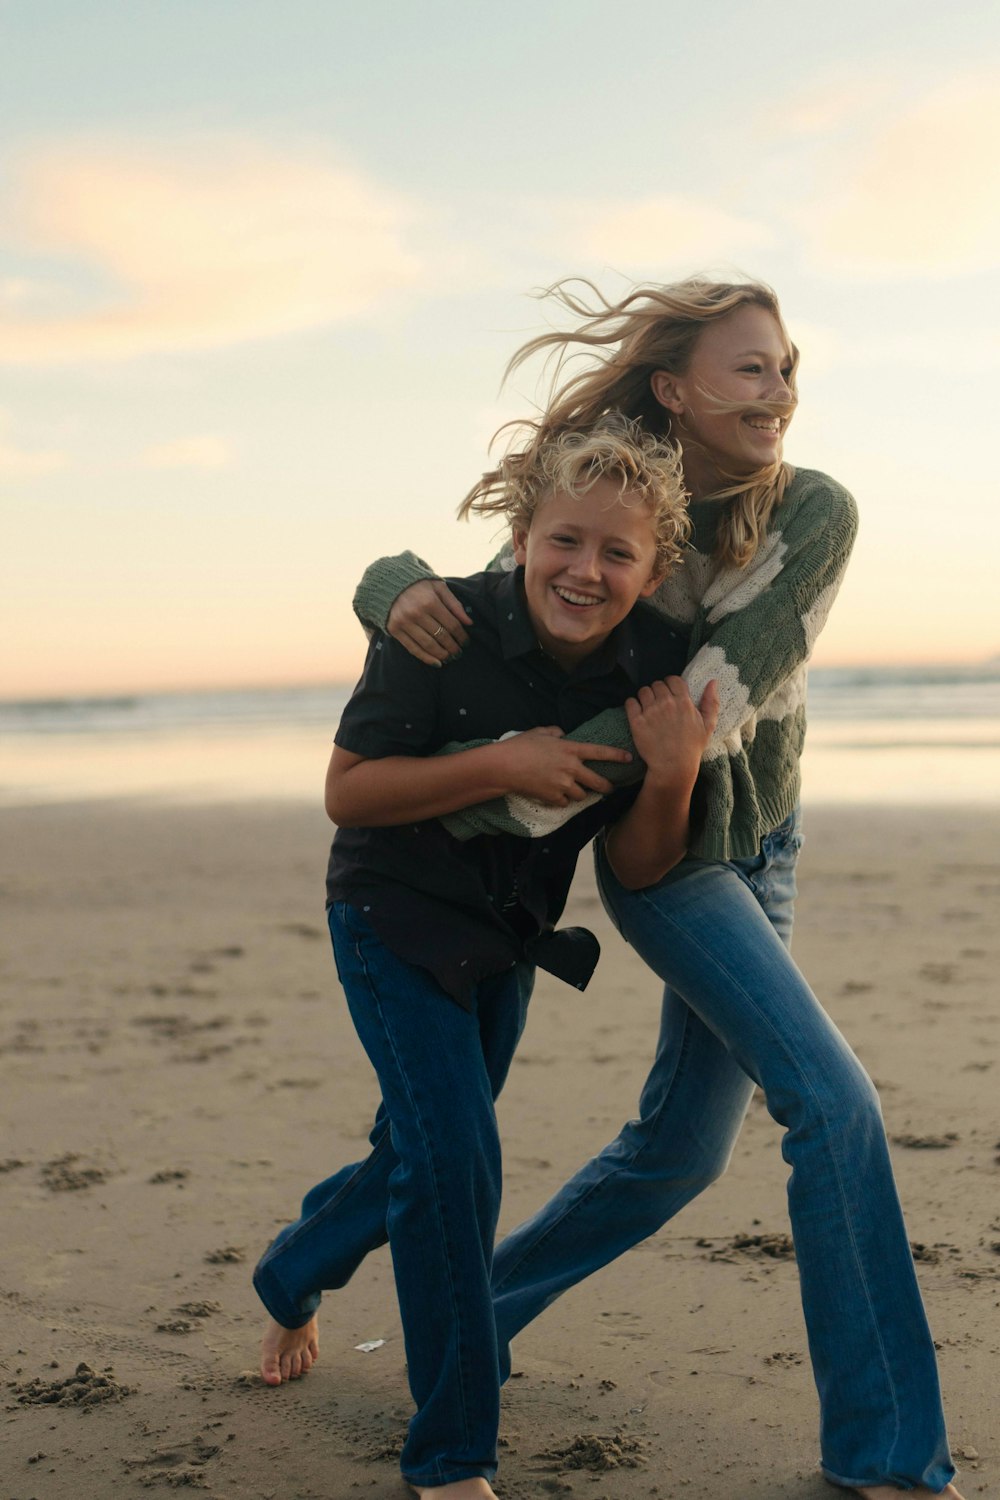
[326,731,634,828]
[603,678,719,889]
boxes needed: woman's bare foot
[854,1485,965,1499]
[409,1480,498,1499]
[259,1313,319,1386]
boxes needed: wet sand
[1,801,997,1498]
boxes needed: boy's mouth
[553,585,603,609]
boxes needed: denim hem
[251,1261,318,1331]
[401,1462,498,1487]
[820,1463,959,1492]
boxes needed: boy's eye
[608,549,634,562]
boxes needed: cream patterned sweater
[353,468,858,861]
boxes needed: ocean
[2,665,999,808]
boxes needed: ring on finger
[432,625,445,639]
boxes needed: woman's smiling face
[652,304,796,498]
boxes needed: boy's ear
[650,370,684,416]
[512,524,529,565]
[639,568,665,599]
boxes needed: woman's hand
[387,580,474,665]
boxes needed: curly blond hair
[459,413,689,577]
[462,277,799,570]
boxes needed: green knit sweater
[353,467,858,862]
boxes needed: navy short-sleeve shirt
[327,567,687,1005]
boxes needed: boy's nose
[571,548,602,581]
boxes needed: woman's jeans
[491,811,955,1493]
[253,901,534,1489]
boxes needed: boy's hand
[499,726,632,807]
[625,677,719,787]
[387,580,473,666]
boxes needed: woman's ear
[651,370,684,416]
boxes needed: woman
[352,278,963,1499]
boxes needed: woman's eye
[740,363,763,374]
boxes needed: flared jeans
[490,811,955,1492]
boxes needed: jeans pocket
[730,845,768,897]
[327,900,362,984]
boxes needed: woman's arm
[350,473,857,848]
[326,731,634,827]
[352,542,516,666]
[353,551,473,664]
[677,476,858,753]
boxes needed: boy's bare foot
[260,1313,319,1385]
[409,1481,498,1499]
[854,1485,965,1499]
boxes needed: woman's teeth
[745,418,780,433]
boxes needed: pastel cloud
[0,137,422,364]
[0,413,66,477]
[796,70,1000,277]
[549,194,775,269]
[140,435,233,470]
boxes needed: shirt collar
[496,566,647,686]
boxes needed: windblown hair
[462,277,799,569]
[459,413,689,577]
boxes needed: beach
[1,797,997,1499]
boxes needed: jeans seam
[627,882,903,1466]
[350,912,476,1476]
[256,1134,390,1269]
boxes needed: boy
[253,419,718,1500]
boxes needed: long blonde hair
[460,277,799,569]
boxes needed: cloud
[544,194,775,271]
[793,70,1000,278]
[0,413,67,477]
[0,136,422,364]
[140,435,232,470]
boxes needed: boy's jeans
[253,901,533,1489]
[491,811,955,1493]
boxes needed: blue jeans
[253,901,534,1488]
[491,811,955,1493]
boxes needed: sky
[2,0,999,698]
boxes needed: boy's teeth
[555,587,599,606]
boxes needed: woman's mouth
[743,417,782,435]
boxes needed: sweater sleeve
[352,541,518,635]
[353,551,439,634]
[683,474,858,754]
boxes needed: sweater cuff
[352,551,439,634]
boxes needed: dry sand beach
[1,800,997,1499]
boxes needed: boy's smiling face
[512,476,663,672]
